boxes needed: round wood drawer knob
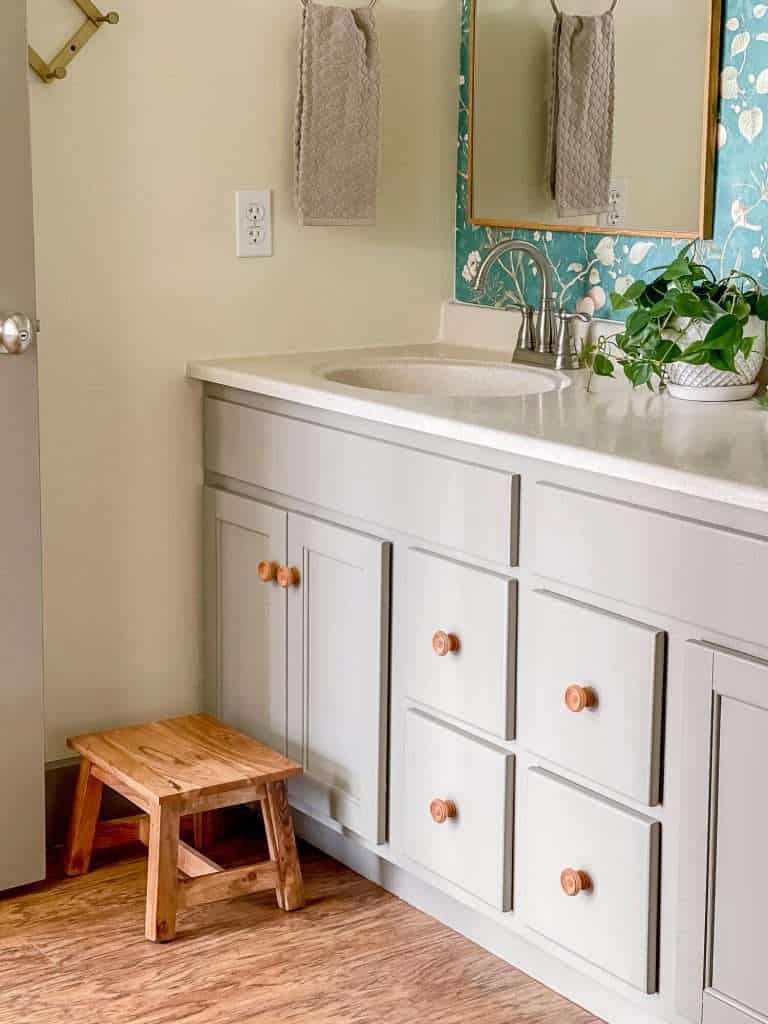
[430,798,458,824]
[277,566,301,589]
[560,868,592,896]
[432,631,460,657]
[564,685,597,713]
[257,561,278,583]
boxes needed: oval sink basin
[320,357,568,398]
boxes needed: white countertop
[188,340,768,515]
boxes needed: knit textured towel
[295,2,380,226]
[546,11,615,219]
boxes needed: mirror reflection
[470,0,720,237]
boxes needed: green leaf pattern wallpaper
[456,0,768,315]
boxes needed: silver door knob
[0,313,36,354]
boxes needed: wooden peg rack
[28,0,119,84]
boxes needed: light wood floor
[0,819,603,1024]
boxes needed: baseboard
[292,809,670,1024]
[45,758,137,849]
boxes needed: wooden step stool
[63,713,305,942]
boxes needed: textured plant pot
[668,315,766,389]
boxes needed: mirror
[468,0,722,238]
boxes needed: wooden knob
[276,566,300,589]
[564,685,597,713]
[430,799,458,824]
[560,868,592,896]
[257,560,278,583]
[98,11,120,24]
[432,631,460,657]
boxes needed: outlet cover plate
[235,189,273,258]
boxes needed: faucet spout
[472,240,555,355]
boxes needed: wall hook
[28,0,119,84]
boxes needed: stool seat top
[67,714,302,806]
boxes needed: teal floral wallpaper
[456,0,768,315]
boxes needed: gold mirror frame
[466,0,723,239]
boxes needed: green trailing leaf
[593,353,614,377]
[707,349,738,373]
[649,297,675,318]
[624,280,647,302]
[704,316,744,355]
[662,260,692,282]
[624,361,653,388]
[626,309,651,336]
[673,293,705,318]
[609,291,633,311]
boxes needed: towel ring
[301,0,376,6]
[550,0,618,11]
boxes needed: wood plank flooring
[0,820,603,1024]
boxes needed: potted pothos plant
[582,244,768,402]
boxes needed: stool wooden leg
[146,801,180,942]
[265,781,305,912]
[260,797,285,910]
[192,811,215,851]
[64,758,103,876]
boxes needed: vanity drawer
[525,590,665,805]
[535,482,768,643]
[205,398,519,565]
[403,711,514,910]
[405,549,517,739]
[525,768,660,993]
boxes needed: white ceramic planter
[668,315,766,401]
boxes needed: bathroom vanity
[189,309,768,1024]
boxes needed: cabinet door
[204,488,288,753]
[286,513,390,845]
[705,651,768,1024]
[679,644,768,1024]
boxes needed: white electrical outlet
[235,189,272,257]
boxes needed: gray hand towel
[295,2,381,226]
[545,10,615,219]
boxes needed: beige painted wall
[28,0,457,760]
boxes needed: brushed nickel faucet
[472,240,590,370]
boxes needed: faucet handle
[561,309,592,324]
[512,304,536,353]
[550,304,590,368]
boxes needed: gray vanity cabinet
[704,650,768,1024]
[204,486,391,846]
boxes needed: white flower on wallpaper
[722,66,740,98]
[594,237,616,267]
[628,242,656,264]
[733,31,751,55]
[461,250,482,284]
[739,106,764,140]
[455,0,768,313]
